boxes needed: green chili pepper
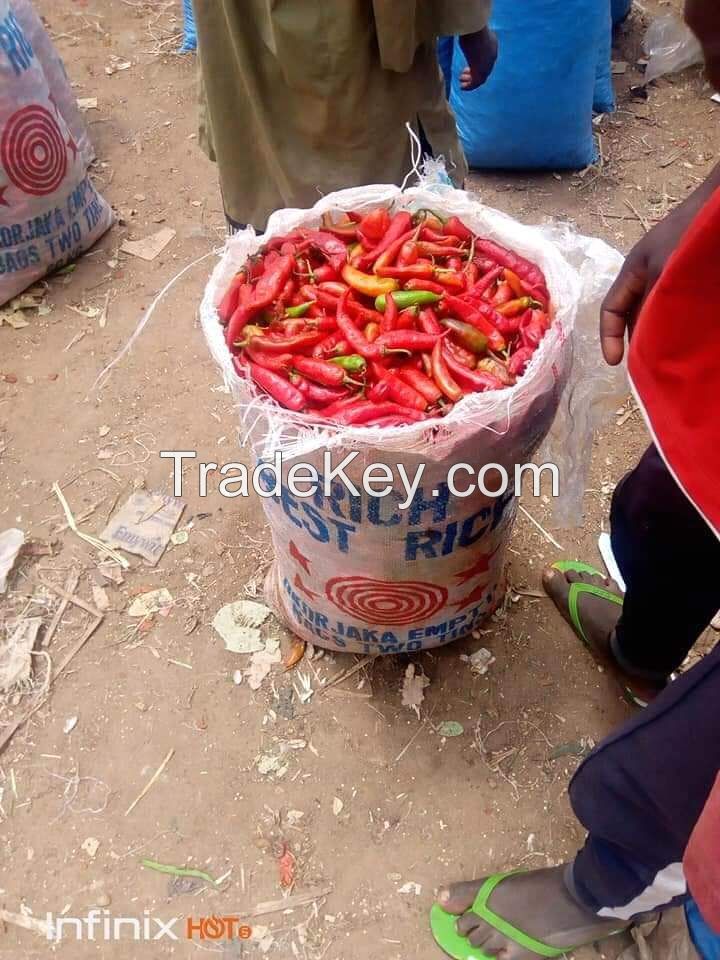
[284,301,313,318]
[441,317,488,355]
[375,290,442,312]
[329,354,367,373]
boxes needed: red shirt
[628,187,720,540]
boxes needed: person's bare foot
[542,566,665,707]
[436,866,626,958]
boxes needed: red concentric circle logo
[326,576,447,625]
[1,105,68,196]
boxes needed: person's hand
[599,204,698,365]
[458,27,498,90]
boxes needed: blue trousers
[570,444,720,920]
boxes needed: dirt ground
[1,1,718,957]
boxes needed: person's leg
[610,444,720,679]
[434,647,720,958]
[569,642,720,917]
[543,445,720,703]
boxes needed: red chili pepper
[291,356,345,387]
[396,307,418,330]
[310,264,340,283]
[357,208,391,245]
[432,269,466,290]
[246,330,325,353]
[217,272,246,325]
[367,379,392,403]
[375,263,435,281]
[364,321,381,343]
[380,287,399,333]
[397,367,443,404]
[280,318,307,337]
[405,278,447,295]
[362,414,431,427]
[374,330,439,353]
[242,347,292,372]
[431,339,463,402]
[249,363,306,411]
[492,282,514,306]
[333,401,427,425]
[319,223,358,241]
[444,338,477,368]
[443,215,473,242]
[441,317,488,354]
[370,226,421,274]
[297,230,349,272]
[520,321,545,350]
[507,346,536,377]
[347,298,384,327]
[371,363,427,411]
[317,280,350,298]
[226,254,294,347]
[464,261,480,286]
[303,382,349,405]
[466,265,504,300]
[497,296,539,317]
[318,394,364,418]
[306,311,337,330]
[397,241,419,266]
[503,268,527,298]
[477,357,515,386]
[278,277,297,304]
[474,239,549,300]
[494,313,522,337]
[416,241,467,258]
[312,330,346,357]
[356,212,414,271]
[442,347,505,392]
[440,294,506,352]
[420,226,458,244]
[336,290,381,360]
[418,307,442,335]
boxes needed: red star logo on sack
[454,545,499,585]
[289,540,311,574]
[294,573,320,601]
[452,582,489,612]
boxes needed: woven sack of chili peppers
[0,0,113,306]
[200,183,623,655]
[447,0,606,170]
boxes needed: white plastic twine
[89,248,219,396]
[400,121,424,191]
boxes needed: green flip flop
[430,871,584,959]
[549,560,623,650]
[548,561,654,708]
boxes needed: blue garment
[180,0,197,53]
[443,0,604,170]
[594,0,615,114]
[686,899,720,960]
[612,0,632,26]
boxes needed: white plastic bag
[200,184,624,653]
[644,14,704,84]
[0,0,113,306]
